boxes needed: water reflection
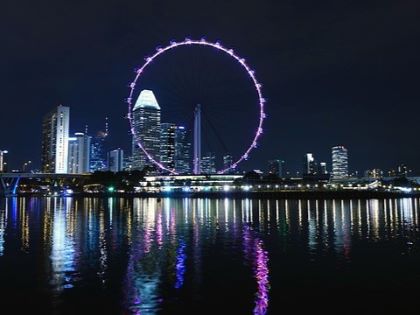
[0,197,419,314]
[243,225,270,315]
[50,198,77,291]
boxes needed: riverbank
[13,190,420,199]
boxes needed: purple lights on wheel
[127,38,266,174]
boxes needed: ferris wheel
[127,38,266,174]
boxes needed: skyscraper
[193,104,201,174]
[0,150,8,172]
[331,146,348,179]
[68,132,91,174]
[132,90,161,171]
[303,153,317,175]
[268,159,285,177]
[160,123,176,170]
[90,120,109,173]
[108,149,124,173]
[41,105,70,173]
[201,152,216,174]
[319,162,328,175]
[174,126,191,174]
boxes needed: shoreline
[9,190,420,199]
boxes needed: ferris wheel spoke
[128,38,265,174]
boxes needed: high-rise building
[201,152,216,174]
[90,131,108,172]
[174,126,191,174]
[108,149,124,173]
[68,132,91,174]
[223,154,233,171]
[331,146,348,179]
[303,153,317,175]
[160,123,176,170]
[132,90,161,171]
[268,159,285,177]
[319,162,328,175]
[0,150,8,172]
[41,105,70,173]
[193,104,201,174]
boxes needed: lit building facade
[303,153,317,175]
[268,159,285,177]
[364,168,383,179]
[174,126,191,174]
[68,132,91,174]
[331,146,348,179]
[108,149,124,173]
[132,90,161,171]
[90,131,108,172]
[160,123,176,170]
[201,152,216,174]
[319,162,328,175]
[0,150,8,172]
[41,105,70,173]
[223,154,233,171]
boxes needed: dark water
[1,197,420,314]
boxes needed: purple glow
[254,239,269,315]
[243,226,270,315]
[156,211,163,248]
[127,38,266,174]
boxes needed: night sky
[1,0,419,174]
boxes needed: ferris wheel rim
[127,38,266,175]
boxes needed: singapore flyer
[127,38,266,174]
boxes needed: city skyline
[1,99,416,177]
[1,1,419,174]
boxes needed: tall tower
[108,149,124,173]
[132,90,161,171]
[68,132,91,174]
[0,150,8,173]
[193,104,201,175]
[175,126,191,174]
[160,123,176,170]
[90,117,109,172]
[303,153,316,175]
[331,146,348,179]
[41,105,70,174]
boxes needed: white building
[332,146,348,179]
[108,149,124,173]
[41,105,70,173]
[68,132,91,174]
[132,90,161,171]
[0,150,8,172]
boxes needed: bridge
[0,173,91,196]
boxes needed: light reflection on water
[0,197,419,314]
